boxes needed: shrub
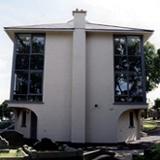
[33,138,58,151]
[133,144,160,160]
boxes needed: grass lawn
[143,120,157,132]
[0,149,25,158]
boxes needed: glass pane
[30,72,42,94]
[30,55,44,70]
[115,73,128,96]
[13,95,27,101]
[129,74,143,96]
[114,37,126,55]
[15,55,29,70]
[128,96,143,103]
[129,56,142,72]
[115,56,128,71]
[28,95,42,102]
[16,34,30,54]
[13,71,28,94]
[115,96,128,102]
[128,37,141,55]
[32,35,45,54]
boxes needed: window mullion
[141,36,146,103]
[27,34,32,100]
[126,36,130,102]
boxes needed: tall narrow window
[12,34,45,102]
[129,112,134,128]
[21,111,26,127]
[114,36,145,103]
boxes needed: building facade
[5,9,153,143]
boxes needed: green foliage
[0,149,25,158]
[154,98,160,109]
[134,144,160,160]
[148,144,160,160]
[133,155,145,160]
[144,42,160,91]
[143,120,157,132]
[0,121,12,129]
[0,101,12,120]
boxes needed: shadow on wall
[117,110,138,142]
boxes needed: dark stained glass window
[114,36,145,103]
[12,33,45,102]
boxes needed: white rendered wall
[8,31,147,143]
[86,32,146,143]
[15,110,31,138]
[39,32,72,141]
[117,111,138,142]
[71,11,86,143]
[11,32,73,141]
[86,32,117,143]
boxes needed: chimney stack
[71,9,86,143]
[72,9,86,28]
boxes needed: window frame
[10,33,45,103]
[113,35,146,105]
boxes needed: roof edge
[86,22,154,33]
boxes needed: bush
[133,155,145,160]
[133,144,160,160]
[0,121,12,129]
[0,131,24,147]
[33,138,59,151]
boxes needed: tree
[0,101,12,120]
[151,98,160,120]
[144,41,160,91]
[154,98,160,109]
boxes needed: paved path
[131,127,160,144]
[116,122,160,160]
[135,135,160,143]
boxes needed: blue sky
[0,0,160,103]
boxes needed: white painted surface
[117,111,138,142]
[15,110,31,138]
[7,10,149,143]
[86,32,117,143]
[71,10,86,143]
[39,32,72,141]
